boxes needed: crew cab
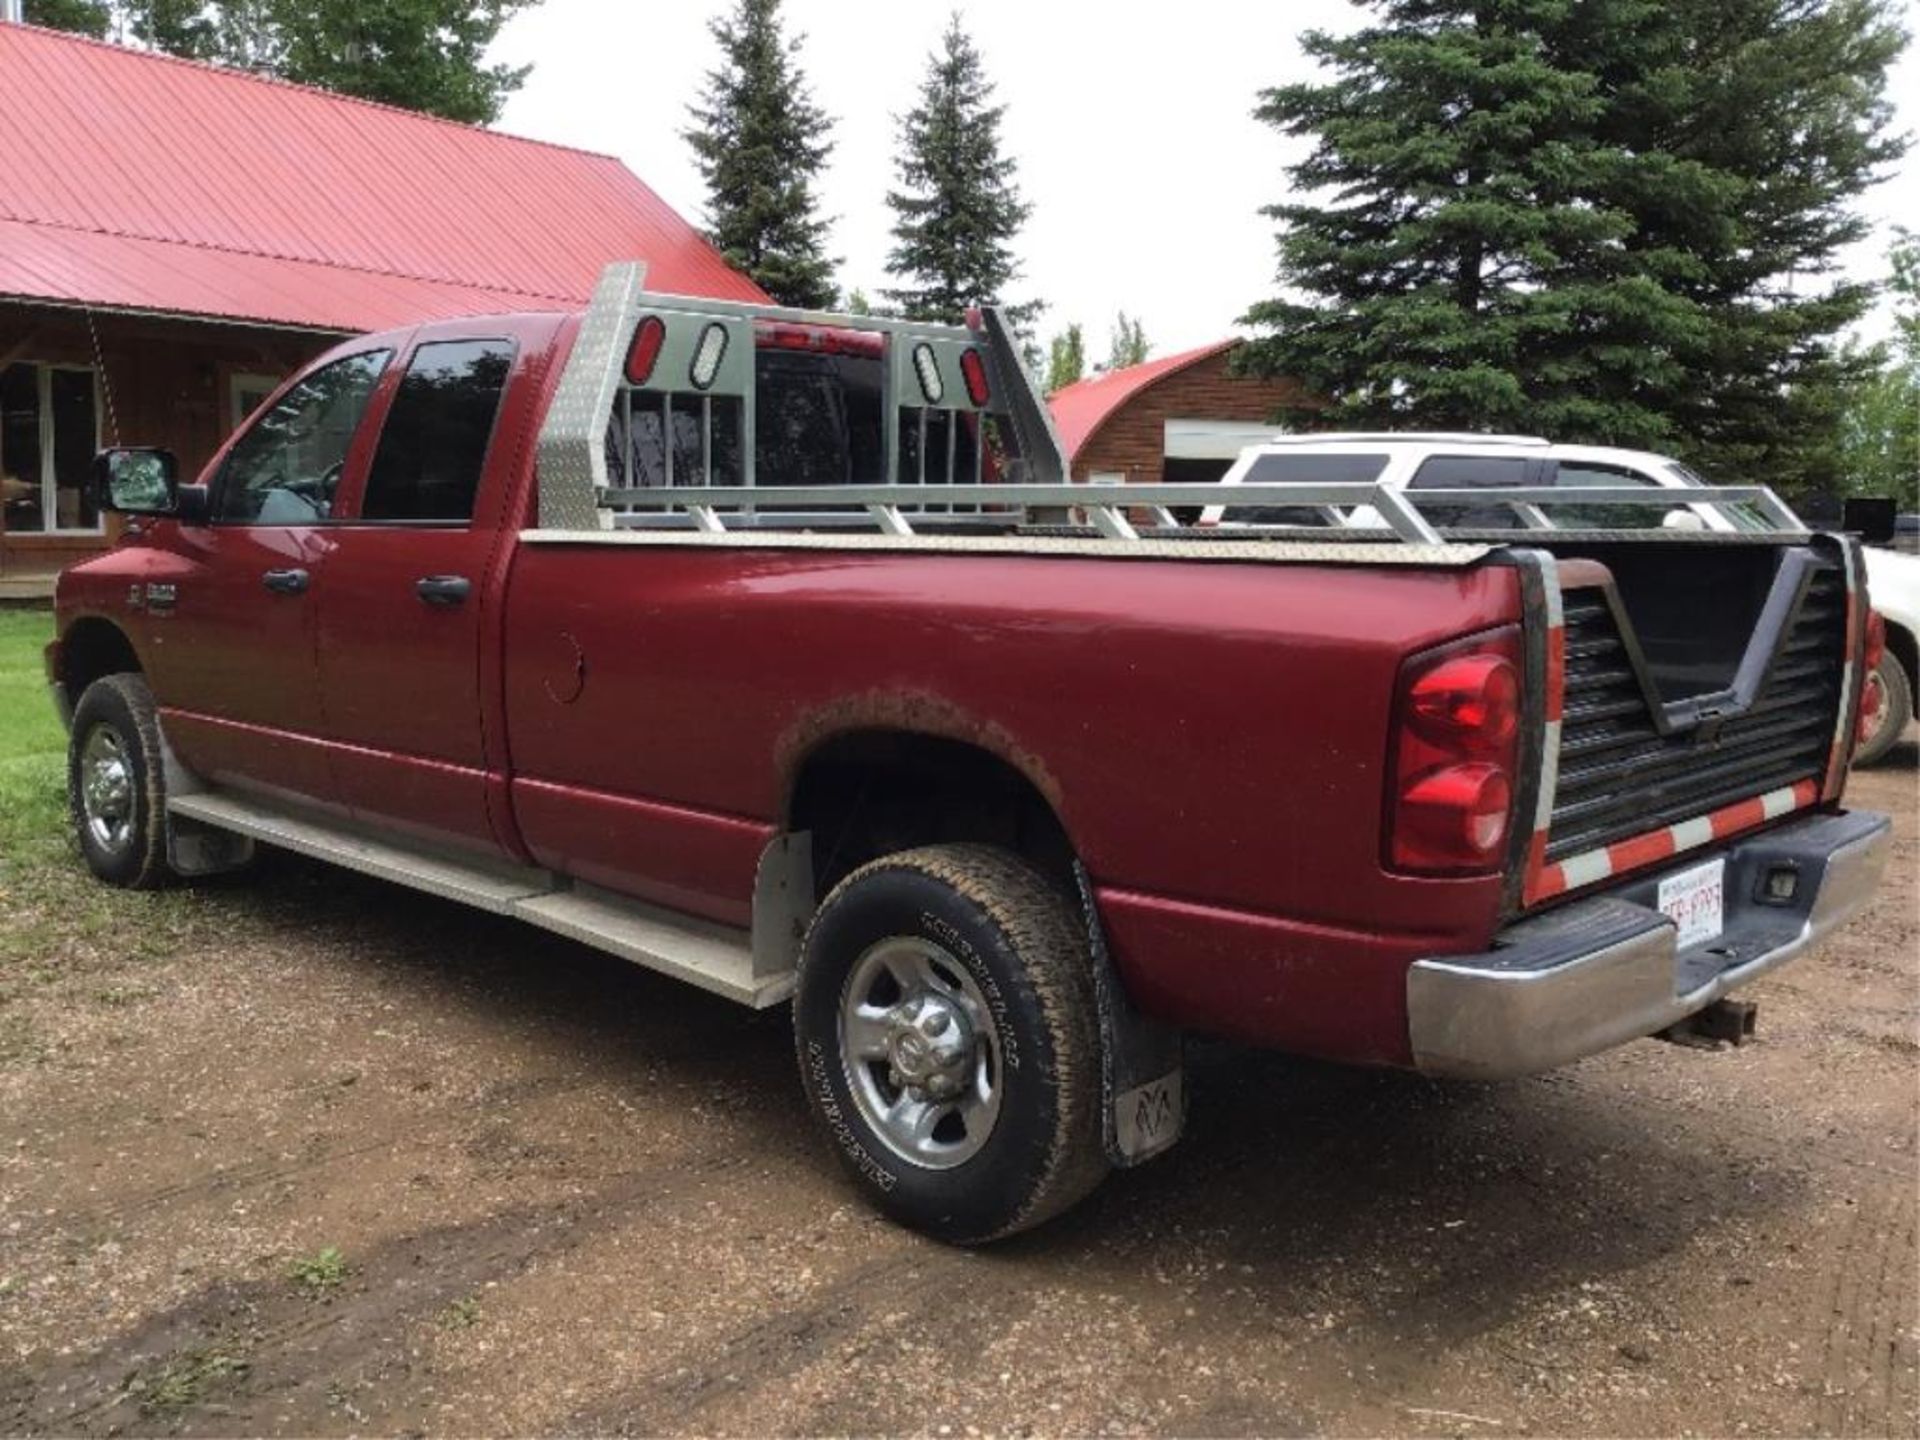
[48,266,1893,1243]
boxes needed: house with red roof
[1048,341,1309,493]
[0,20,763,588]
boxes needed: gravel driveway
[2,753,1914,1436]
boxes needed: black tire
[793,843,1108,1244]
[1854,653,1914,767]
[67,673,173,889]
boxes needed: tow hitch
[1658,998,1759,1050]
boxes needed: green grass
[0,609,250,1040]
[0,609,75,967]
[289,1245,348,1297]
[123,1344,251,1416]
[0,608,62,848]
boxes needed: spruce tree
[1239,0,1906,497]
[684,0,837,310]
[22,0,111,37]
[884,14,1036,327]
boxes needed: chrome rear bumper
[1407,809,1892,1079]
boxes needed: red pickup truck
[49,263,1892,1243]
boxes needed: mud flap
[157,727,254,878]
[1075,863,1184,1166]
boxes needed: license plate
[1658,858,1726,948]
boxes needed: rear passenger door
[314,332,523,857]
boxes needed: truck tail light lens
[1857,609,1888,742]
[1857,609,1888,743]
[1406,652,1519,755]
[625,315,665,385]
[1387,628,1523,874]
[959,348,991,406]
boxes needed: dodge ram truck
[49,262,1893,1243]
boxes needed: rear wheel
[1854,654,1913,767]
[67,673,173,889]
[793,844,1107,1244]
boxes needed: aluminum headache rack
[536,262,1811,547]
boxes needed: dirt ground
[1,751,1914,1437]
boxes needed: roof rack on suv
[1255,432,1551,447]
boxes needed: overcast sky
[492,0,1919,359]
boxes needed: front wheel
[1854,653,1913,767]
[67,673,173,889]
[793,844,1108,1244]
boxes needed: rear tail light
[1387,628,1523,874]
[625,314,665,385]
[1858,609,1888,742]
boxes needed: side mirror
[1843,496,1897,546]
[90,448,180,516]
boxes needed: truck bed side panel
[502,546,1522,1022]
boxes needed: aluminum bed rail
[592,480,1808,546]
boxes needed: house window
[0,362,101,534]
[229,372,282,432]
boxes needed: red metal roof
[1047,341,1238,459]
[0,23,766,333]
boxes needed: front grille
[1546,563,1846,863]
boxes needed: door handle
[415,574,472,606]
[262,568,309,595]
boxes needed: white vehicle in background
[1200,433,1918,765]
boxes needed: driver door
[155,346,397,808]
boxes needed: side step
[167,791,793,1009]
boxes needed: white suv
[1202,432,1917,765]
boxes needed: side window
[1551,461,1664,529]
[362,340,516,522]
[214,350,389,524]
[1409,455,1533,529]
[1229,452,1389,525]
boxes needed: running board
[167,792,792,1009]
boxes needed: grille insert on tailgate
[1547,562,1846,863]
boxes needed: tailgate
[1516,534,1860,908]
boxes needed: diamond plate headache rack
[534,261,1069,531]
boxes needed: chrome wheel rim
[79,722,135,853]
[839,937,1002,1169]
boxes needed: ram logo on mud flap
[1114,1071,1183,1162]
